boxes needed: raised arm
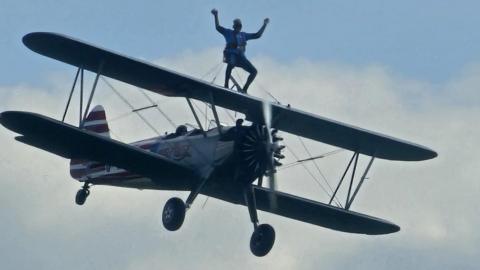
[248,18,270,40]
[211,9,224,33]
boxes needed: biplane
[0,32,437,257]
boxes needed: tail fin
[82,105,110,137]
[70,105,109,179]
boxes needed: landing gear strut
[75,182,90,205]
[244,185,275,256]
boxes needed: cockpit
[163,124,205,140]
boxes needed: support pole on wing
[208,91,222,134]
[329,152,357,205]
[62,67,81,122]
[328,152,375,210]
[82,71,101,125]
[186,97,206,137]
[345,152,359,208]
[79,68,84,127]
[346,156,375,210]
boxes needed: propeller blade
[262,100,278,209]
[262,101,272,141]
[267,169,278,209]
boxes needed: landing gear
[162,197,186,231]
[162,178,208,232]
[75,182,90,205]
[250,224,275,257]
[244,185,276,256]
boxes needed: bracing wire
[137,88,177,129]
[255,82,343,206]
[107,61,223,135]
[285,146,343,208]
[256,81,280,104]
[198,63,237,127]
[109,111,132,122]
[297,137,337,195]
[280,149,344,170]
[201,61,223,80]
[296,137,343,206]
[101,77,161,135]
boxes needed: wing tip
[386,222,401,234]
[22,32,63,53]
[365,218,400,235]
[418,146,438,161]
[23,32,44,47]
[0,111,17,129]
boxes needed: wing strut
[60,66,96,129]
[81,69,102,126]
[328,152,375,210]
[208,91,223,134]
[345,153,360,207]
[186,97,206,137]
[329,152,357,205]
[79,69,84,126]
[62,67,80,122]
[346,156,375,210]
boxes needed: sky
[1,1,479,269]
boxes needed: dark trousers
[224,52,257,93]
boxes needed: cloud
[0,49,479,269]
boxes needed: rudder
[70,105,109,179]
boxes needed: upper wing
[23,32,437,161]
[0,111,196,189]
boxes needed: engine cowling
[236,124,285,184]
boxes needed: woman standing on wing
[211,8,269,93]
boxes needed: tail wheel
[162,197,186,231]
[250,224,275,256]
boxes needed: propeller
[238,100,285,209]
[262,101,283,209]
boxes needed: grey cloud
[0,49,479,269]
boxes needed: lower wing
[0,111,196,190]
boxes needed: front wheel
[250,223,275,256]
[75,188,89,205]
[162,197,186,231]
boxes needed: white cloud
[0,49,479,269]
